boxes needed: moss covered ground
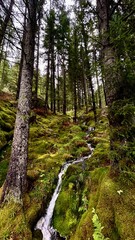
[0,92,16,151]
[0,95,135,240]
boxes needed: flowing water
[35,142,94,240]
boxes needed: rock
[53,231,66,240]
[33,229,43,240]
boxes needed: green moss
[0,131,7,149]
[70,166,135,240]
[0,106,106,239]
[29,139,57,155]
[52,110,110,239]
[69,167,109,240]
[0,160,9,187]
[53,185,79,237]
[90,142,110,168]
[0,144,11,186]
[63,135,87,158]
[0,100,15,150]
[1,103,135,240]
[70,124,82,133]
[96,173,135,239]
[109,100,135,170]
[0,202,32,239]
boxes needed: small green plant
[92,208,109,240]
[78,192,89,213]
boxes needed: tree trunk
[1,0,37,203]
[81,22,97,122]
[57,54,60,112]
[96,72,101,108]
[52,49,56,114]
[97,0,120,105]
[63,57,66,115]
[34,22,40,105]
[96,0,122,173]
[34,9,42,105]
[0,42,8,89]
[45,50,50,111]
[16,7,27,100]
[93,49,102,108]
[73,77,77,123]
[80,45,88,112]
[82,70,88,113]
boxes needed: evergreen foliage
[0,0,135,238]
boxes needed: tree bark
[96,0,122,173]
[1,0,37,203]
[62,57,66,115]
[52,47,56,114]
[57,54,60,112]
[96,0,120,105]
[16,7,27,100]
[34,20,40,105]
[93,49,101,108]
[34,7,42,105]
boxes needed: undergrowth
[0,99,135,240]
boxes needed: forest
[0,0,135,239]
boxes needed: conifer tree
[96,0,135,172]
[1,0,38,203]
[44,9,56,112]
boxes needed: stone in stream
[51,231,65,240]
[33,229,43,240]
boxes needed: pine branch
[122,9,135,21]
[3,34,21,51]
[109,0,122,17]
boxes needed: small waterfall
[35,143,94,240]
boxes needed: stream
[35,129,94,240]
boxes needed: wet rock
[33,229,43,240]
[51,231,66,240]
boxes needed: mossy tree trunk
[96,0,124,172]
[97,0,121,105]
[1,0,37,203]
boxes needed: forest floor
[0,93,135,240]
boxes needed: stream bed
[35,141,94,240]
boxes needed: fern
[92,208,109,240]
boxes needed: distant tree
[56,5,70,115]
[44,9,56,112]
[93,48,101,108]
[68,26,79,122]
[80,44,89,113]
[74,0,97,121]
[34,0,44,105]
